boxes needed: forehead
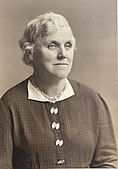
[42,27,74,43]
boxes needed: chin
[53,72,69,79]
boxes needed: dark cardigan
[0,78,117,168]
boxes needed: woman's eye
[65,43,72,50]
[48,43,57,50]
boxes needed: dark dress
[0,78,117,168]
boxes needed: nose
[57,46,66,60]
[57,53,66,60]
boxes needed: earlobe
[25,45,34,61]
[29,53,34,61]
[22,44,35,66]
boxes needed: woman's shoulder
[68,78,106,109]
[1,77,30,101]
[68,78,98,96]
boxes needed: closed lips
[54,63,68,65]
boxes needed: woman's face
[33,26,75,79]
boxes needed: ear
[25,45,34,60]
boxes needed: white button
[50,107,58,114]
[55,139,63,146]
[52,122,60,129]
[57,159,65,164]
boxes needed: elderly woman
[0,12,117,168]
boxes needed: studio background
[0,0,117,143]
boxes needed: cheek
[41,49,57,63]
[36,53,51,65]
[68,50,74,61]
[42,54,54,64]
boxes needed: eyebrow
[47,40,73,45]
[48,40,59,44]
[66,40,73,44]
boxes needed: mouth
[54,63,68,66]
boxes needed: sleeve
[0,100,13,169]
[90,94,118,168]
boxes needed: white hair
[19,12,76,66]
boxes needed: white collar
[28,78,75,103]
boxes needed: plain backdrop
[0,0,117,143]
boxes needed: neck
[31,73,67,97]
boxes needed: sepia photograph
[0,0,117,168]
